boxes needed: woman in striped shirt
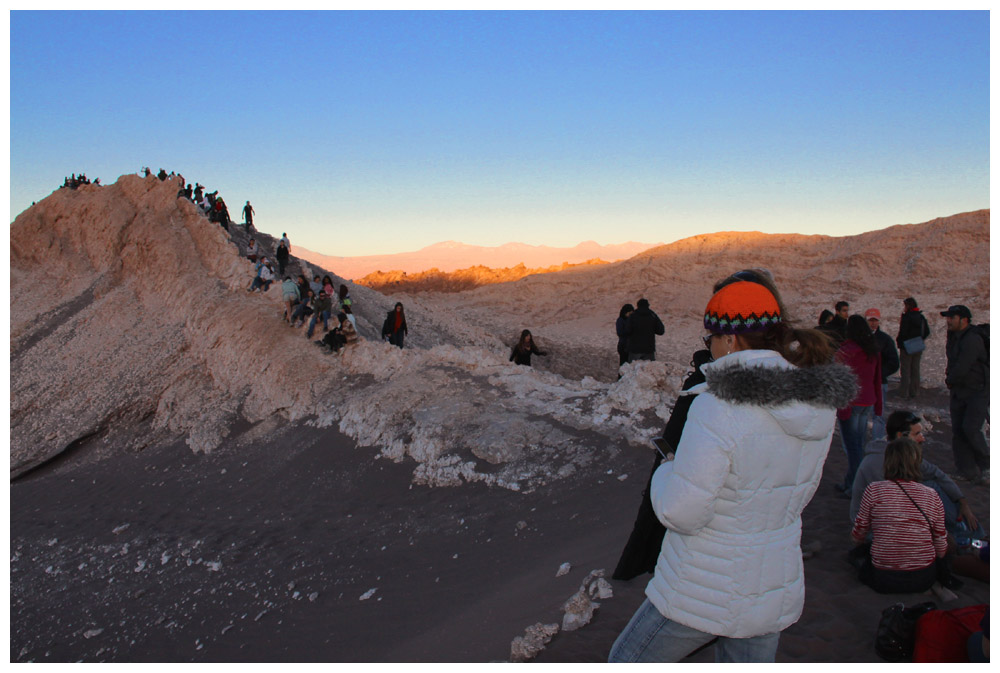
[851,437,948,593]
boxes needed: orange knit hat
[704,281,782,334]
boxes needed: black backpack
[874,601,937,661]
[973,323,989,361]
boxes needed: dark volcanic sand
[10,386,990,663]
[10,420,651,663]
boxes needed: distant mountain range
[294,240,663,279]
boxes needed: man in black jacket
[942,305,989,485]
[865,308,900,440]
[624,298,665,362]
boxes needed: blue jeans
[608,599,780,663]
[291,303,312,324]
[839,405,872,491]
[306,310,330,338]
[922,480,987,539]
[871,384,888,441]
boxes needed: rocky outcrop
[10,179,988,489]
[9,175,663,483]
[355,258,609,294]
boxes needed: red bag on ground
[912,605,987,662]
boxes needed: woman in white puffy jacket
[609,273,856,663]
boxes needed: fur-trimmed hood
[691,349,858,442]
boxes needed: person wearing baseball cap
[865,308,899,440]
[941,305,989,486]
[940,305,973,321]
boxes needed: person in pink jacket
[835,314,883,494]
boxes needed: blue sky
[9,10,990,256]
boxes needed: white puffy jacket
[645,349,856,638]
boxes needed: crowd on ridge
[59,173,99,189]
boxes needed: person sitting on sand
[850,410,982,539]
[850,437,954,594]
[309,275,323,297]
[249,259,274,293]
[609,277,855,663]
[342,304,357,330]
[291,289,315,328]
[306,290,333,339]
[337,283,352,314]
[295,274,310,301]
[510,329,547,366]
[319,313,357,353]
[339,311,359,348]
[247,257,264,291]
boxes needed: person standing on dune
[242,201,255,232]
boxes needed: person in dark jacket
[612,348,712,581]
[865,308,900,440]
[896,297,931,399]
[275,241,290,276]
[306,291,333,338]
[827,300,850,345]
[382,302,408,348]
[941,305,989,485]
[624,298,665,361]
[242,201,255,231]
[510,329,547,366]
[616,304,634,372]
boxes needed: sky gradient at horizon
[10,10,989,256]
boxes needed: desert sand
[9,175,990,662]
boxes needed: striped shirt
[851,480,947,571]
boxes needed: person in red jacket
[836,314,883,493]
